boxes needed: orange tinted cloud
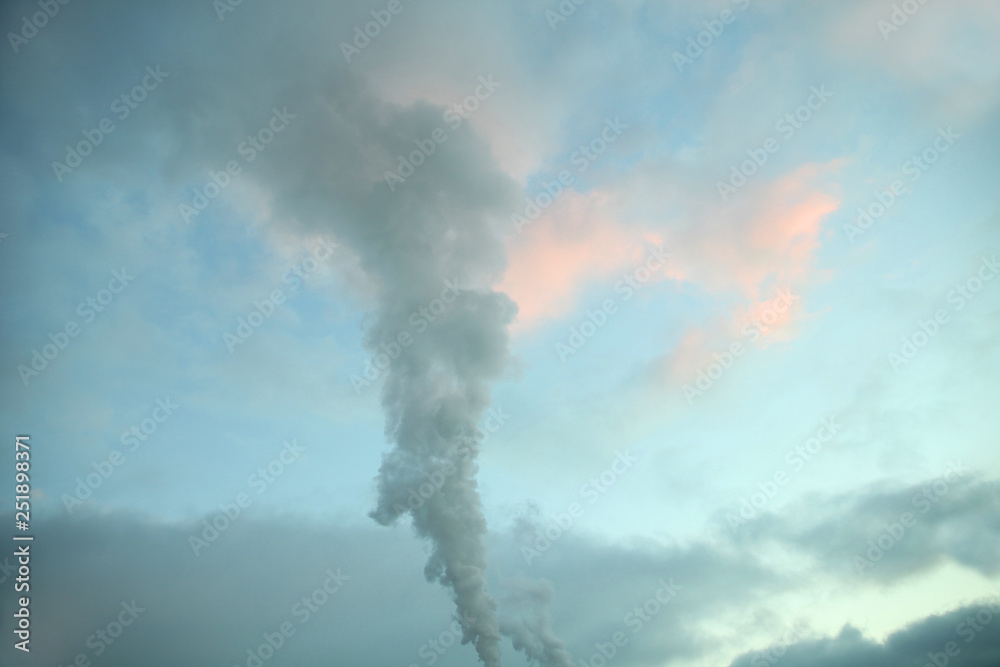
[664,160,843,303]
[500,190,669,330]
[655,160,843,384]
[746,161,842,273]
[501,160,841,343]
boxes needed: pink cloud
[499,190,670,330]
[500,159,842,350]
[669,160,843,304]
[654,159,844,385]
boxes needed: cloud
[0,511,455,667]
[727,599,1000,667]
[4,489,998,667]
[646,160,842,387]
[0,509,781,667]
[822,0,1000,122]
[499,514,791,666]
[727,473,1000,582]
[673,159,842,303]
[500,190,671,330]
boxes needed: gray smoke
[170,57,523,660]
[206,62,523,665]
[283,69,521,667]
[347,112,519,663]
[367,282,517,666]
[500,575,576,667]
[71,2,554,658]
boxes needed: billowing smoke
[164,63,522,658]
[7,0,580,661]
[321,80,519,667]
[205,70,523,664]
[367,280,516,665]
[500,575,576,667]
[119,5,558,656]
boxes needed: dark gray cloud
[2,493,998,667]
[493,522,790,667]
[0,510,774,667]
[0,511,448,667]
[727,600,1000,667]
[725,474,1000,582]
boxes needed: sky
[1,0,999,665]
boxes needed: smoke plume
[368,282,517,665]
[500,575,576,667]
